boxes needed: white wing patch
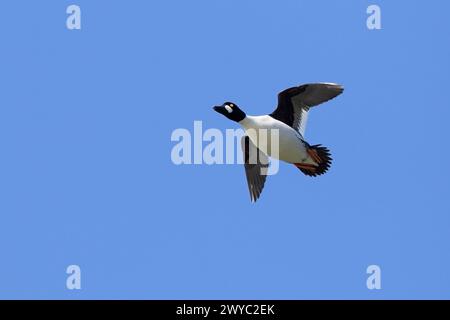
[291,100,310,138]
[296,107,309,137]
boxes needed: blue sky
[0,0,449,299]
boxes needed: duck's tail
[294,144,332,177]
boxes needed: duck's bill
[213,105,226,114]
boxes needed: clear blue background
[0,0,449,299]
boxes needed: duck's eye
[225,105,233,113]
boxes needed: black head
[213,102,246,122]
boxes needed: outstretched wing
[270,83,344,137]
[241,136,269,203]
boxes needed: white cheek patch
[225,105,233,113]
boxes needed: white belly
[239,115,314,164]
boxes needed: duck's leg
[307,147,322,164]
[294,163,317,172]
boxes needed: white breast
[239,115,310,164]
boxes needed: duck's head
[213,102,246,122]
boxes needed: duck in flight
[213,83,344,202]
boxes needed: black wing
[241,136,269,203]
[270,83,344,137]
